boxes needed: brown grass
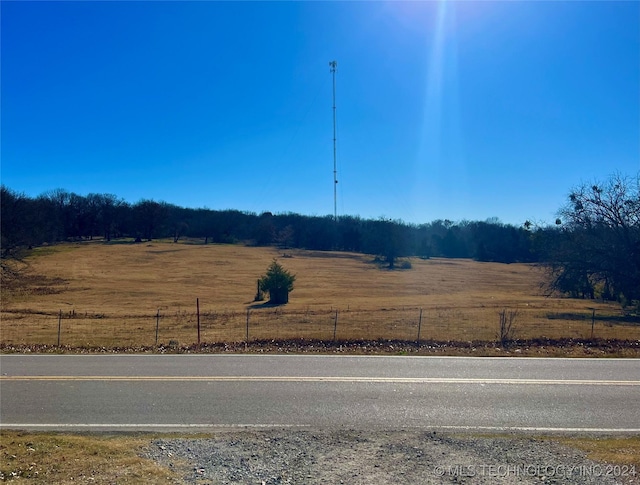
[1,240,638,347]
[553,436,640,475]
[0,430,182,483]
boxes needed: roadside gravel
[144,429,635,484]
[3,337,640,358]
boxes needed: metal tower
[329,60,338,221]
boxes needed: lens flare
[415,0,468,220]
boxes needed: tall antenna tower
[329,60,338,221]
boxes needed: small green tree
[259,259,296,304]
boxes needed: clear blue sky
[2,1,638,226]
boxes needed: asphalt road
[1,355,639,433]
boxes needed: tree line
[0,186,536,264]
[2,172,638,308]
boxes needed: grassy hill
[1,239,637,348]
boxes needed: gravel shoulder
[144,428,638,484]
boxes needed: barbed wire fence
[1,300,636,347]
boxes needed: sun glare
[413,0,468,220]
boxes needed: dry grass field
[0,430,182,483]
[1,239,638,348]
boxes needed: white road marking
[0,423,306,429]
[0,423,638,433]
[427,426,640,433]
[1,376,639,385]
[1,354,638,361]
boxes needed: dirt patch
[144,429,639,484]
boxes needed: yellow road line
[1,376,639,385]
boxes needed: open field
[1,240,638,348]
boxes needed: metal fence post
[155,309,160,345]
[246,309,250,342]
[197,298,201,346]
[57,309,62,346]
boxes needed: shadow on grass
[546,312,640,325]
[246,301,287,309]
[103,238,140,245]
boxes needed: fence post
[417,308,423,346]
[196,298,201,346]
[155,309,160,345]
[333,309,338,341]
[57,309,62,346]
[591,309,596,339]
[246,309,250,343]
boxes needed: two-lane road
[1,355,639,433]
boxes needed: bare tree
[497,309,518,345]
[545,172,640,307]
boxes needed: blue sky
[2,1,638,226]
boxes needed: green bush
[259,259,295,304]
